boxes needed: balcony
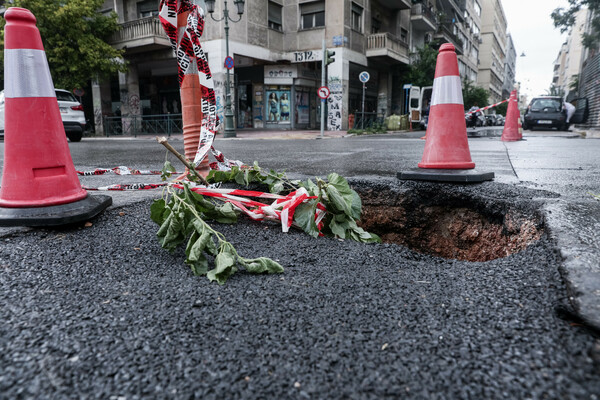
[411,3,437,32]
[366,33,409,65]
[377,0,411,10]
[109,17,171,53]
[433,23,463,55]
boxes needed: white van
[408,85,433,126]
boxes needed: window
[371,18,381,34]
[268,1,283,31]
[351,3,363,32]
[300,1,325,29]
[473,1,481,17]
[400,28,408,44]
[138,0,159,17]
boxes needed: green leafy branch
[152,138,379,284]
[200,159,380,243]
[151,184,283,285]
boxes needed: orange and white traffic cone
[0,7,111,226]
[419,43,474,169]
[177,10,210,180]
[501,90,522,142]
[398,43,493,182]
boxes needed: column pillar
[91,78,112,136]
[118,64,141,135]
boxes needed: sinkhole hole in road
[356,184,544,262]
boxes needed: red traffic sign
[73,88,85,97]
[318,86,330,100]
[224,56,234,70]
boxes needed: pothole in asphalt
[356,183,544,262]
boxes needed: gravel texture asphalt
[1,178,599,399]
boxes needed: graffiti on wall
[327,76,343,131]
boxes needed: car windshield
[530,99,562,112]
[55,91,77,102]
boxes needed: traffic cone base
[398,169,494,183]
[0,7,111,225]
[0,195,112,227]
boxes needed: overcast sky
[501,0,571,99]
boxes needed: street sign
[359,71,370,83]
[318,86,330,100]
[73,88,85,97]
[224,56,234,70]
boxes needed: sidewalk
[89,129,350,141]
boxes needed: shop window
[351,3,363,32]
[268,1,283,31]
[138,0,158,18]
[300,1,325,30]
[266,86,291,124]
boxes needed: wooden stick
[156,136,209,186]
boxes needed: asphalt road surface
[0,131,599,399]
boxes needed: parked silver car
[0,89,85,142]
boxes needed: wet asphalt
[0,129,599,399]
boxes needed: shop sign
[265,65,298,84]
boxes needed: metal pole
[320,39,325,138]
[223,1,236,138]
[361,83,366,130]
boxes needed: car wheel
[522,122,528,130]
[67,132,82,142]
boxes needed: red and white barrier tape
[159,0,219,170]
[76,166,177,176]
[83,183,169,191]
[465,98,509,116]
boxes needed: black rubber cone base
[398,169,495,183]
[0,194,112,227]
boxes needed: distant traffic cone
[398,43,493,182]
[501,90,521,141]
[0,7,111,226]
[418,43,475,169]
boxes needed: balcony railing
[109,17,170,49]
[435,23,463,53]
[366,33,409,63]
[411,3,437,24]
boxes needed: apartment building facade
[502,33,516,100]
[88,0,503,134]
[576,7,600,129]
[455,0,482,83]
[476,0,506,104]
[552,7,589,101]
[93,0,420,133]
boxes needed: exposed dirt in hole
[357,185,544,262]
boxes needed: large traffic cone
[419,43,474,169]
[501,90,521,141]
[0,7,111,226]
[398,43,493,182]
[177,10,210,180]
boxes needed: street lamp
[205,0,245,138]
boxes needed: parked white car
[0,89,85,142]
